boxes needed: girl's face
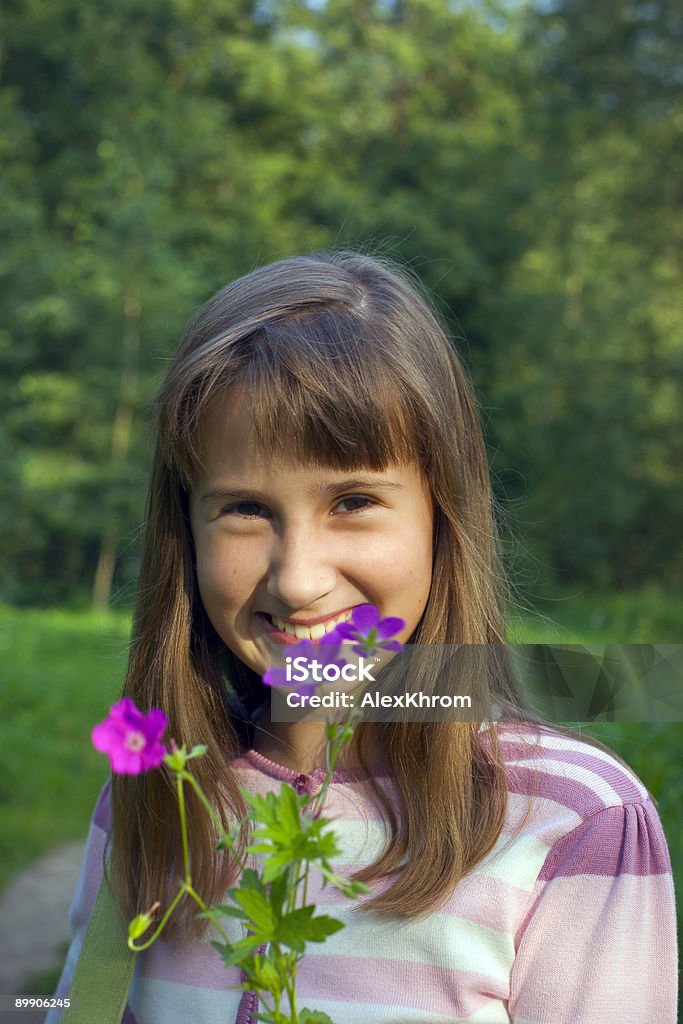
[189,393,434,679]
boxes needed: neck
[251,707,381,775]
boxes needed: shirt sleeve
[508,799,678,1024]
[44,780,112,1024]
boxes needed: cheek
[401,516,434,604]
[194,540,246,612]
[367,531,432,599]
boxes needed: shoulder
[493,720,651,817]
[486,722,672,878]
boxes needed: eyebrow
[199,477,404,504]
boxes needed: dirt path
[0,842,84,1022]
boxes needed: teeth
[271,610,352,641]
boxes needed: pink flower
[92,698,168,775]
[326,604,405,656]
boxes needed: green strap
[62,873,136,1024]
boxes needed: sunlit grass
[0,606,130,889]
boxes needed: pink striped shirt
[48,723,678,1023]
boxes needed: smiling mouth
[257,610,353,642]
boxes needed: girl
[49,251,677,1024]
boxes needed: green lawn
[0,606,130,888]
[1,593,681,903]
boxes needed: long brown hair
[112,251,618,936]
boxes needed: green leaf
[219,933,268,967]
[201,903,249,920]
[240,788,275,820]
[239,868,266,891]
[261,851,301,882]
[267,872,288,918]
[209,939,232,958]
[302,914,345,943]
[127,911,154,940]
[187,743,208,760]
[163,746,187,772]
[248,955,282,994]
[229,887,275,934]
[299,1010,336,1023]
[277,906,345,952]
[275,905,315,953]
[319,866,370,899]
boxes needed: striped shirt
[48,723,678,1023]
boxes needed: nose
[266,523,337,610]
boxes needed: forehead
[199,391,255,451]
[195,388,306,464]
[191,386,414,483]
[190,390,430,499]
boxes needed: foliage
[0,0,680,606]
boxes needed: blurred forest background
[1,0,682,1007]
[1,0,681,614]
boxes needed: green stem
[181,769,249,873]
[128,885,187,951]
[185,886,230,943]
[176,774,191,881]
[181,771,227,834]
[301,862,310,910]
[278,947,298,1024]
[309,709,361,817]
[285,863,300,915]
[129,775,231,951]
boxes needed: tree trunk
[91,282,141,610]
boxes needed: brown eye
[221,502,270,519]
[334,495,377,514]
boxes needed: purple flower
[262,638,347,694]
[326,604,405,656]
[92,698,168,775]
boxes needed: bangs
[171,306,430,484]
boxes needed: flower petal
[141,741,168,771]
[110,747,143,774]
[262,665,289,687]
[379,639,404,652]
[91,720,118,754]
[143,708,169,740]
[375,616,405,640]
[109,697,136,720]
[328,622,357,641]
[350,604,380,631]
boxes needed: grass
[0,606,130,889]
